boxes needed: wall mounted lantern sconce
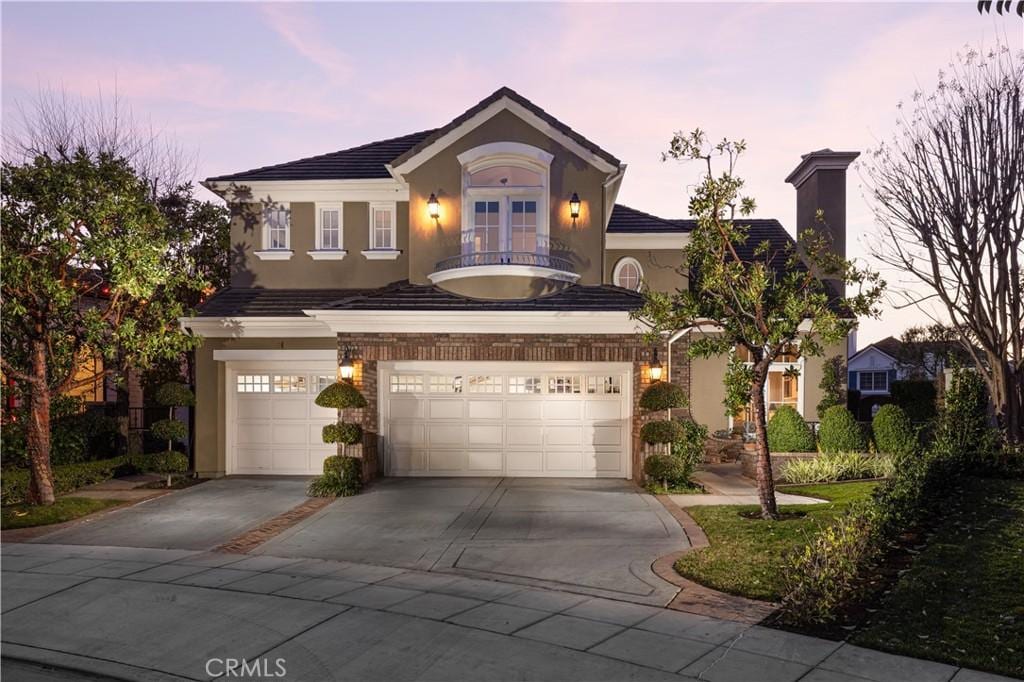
[339,347,355,382]
[569,192,581,224]
[427,193,440,223]
[649,347,663,382]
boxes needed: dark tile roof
[607,204,690,233]
[390,86,622,170]
[198,281,644,317]
[204,129,436,182]
[326,281,643,311]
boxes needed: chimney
[785,149,859,295]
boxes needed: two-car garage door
[227,361,632,478]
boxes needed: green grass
[852,477,1024,678]
[1,497,124,530]
[674,481,877,601]
[645,481,704,495]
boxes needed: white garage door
[228,368,338,475]
[381,362,632,478]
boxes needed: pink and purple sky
[2,2,1017,345]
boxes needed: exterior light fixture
[339,348,355,382]
[649,347,663,382]
[569,192,581,223]
[427,193,440,222]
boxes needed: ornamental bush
[643,454,686,487]
[638,382,687,412]
[930,367,1000,469]
[671,419,708,481]
[315,381,368,410]
[308,455,362,497]
[154,382,196,408]
[0,456,134,505]
[641,419,685,444]
[818,406,868,454]
[322,422,363,445]
[150,418,188,443]
[889,380,937,422]
[816,355,846,419]
[871,405,918,459]
[779,453,894,484]
[142,451,189,475]
[767,405,816,453]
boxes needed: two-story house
[183,87,854,482]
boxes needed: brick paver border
[215,497,334,554]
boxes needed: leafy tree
[816,355,846,418]
[864,45,1024,444]
[1,151,205,504]
[635,131,883,518]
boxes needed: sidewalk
[1,542,1011,682]
[672,463,826,507]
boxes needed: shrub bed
[818,406,868,454]
[767,405,816,453]
[780,452,894,484]
[1,456,133,506]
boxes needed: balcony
[428,250,580,300]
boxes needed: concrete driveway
[31,477,311,551]
[258,478,688,605]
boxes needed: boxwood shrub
[641,419,685,444]
[871,404,918,459]
[643,454,686,487]
[767,405,816,453]
[638,382,687,411]
[308,455,362,497]
[315,381,368,410]
[322,422,363,445]
[818,406,868,454]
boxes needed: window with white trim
[369,203,396,250]
[859,371,889,392]
[263,205,290,250]
[613,257,643,291]
[548,375,582,394]
[237,375,271,393]
[272,375,306,393]
[429,375,463,393]
[461,153,549,257]
[467,376,502,393]
[389,374,423,393]
[509,376,542,394]
[316,203,343,250]
[587,376,622,394]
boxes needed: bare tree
[864,45,1024,444]
[2,84,196,197]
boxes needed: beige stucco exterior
[605,249,686,292]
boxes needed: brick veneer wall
[336,332,690,482]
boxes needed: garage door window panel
[587,376,621,394]
[548,376,582,394]
[509,376,542,394]
[467,375,502,393]
[273,375,307,393]
[237,375,271,393]
[429,375,463,393]
[390,375,423,393]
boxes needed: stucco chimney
[785,149,859,295]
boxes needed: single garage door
[228,368,338,475]
[381,362,632,478]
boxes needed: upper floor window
[316,203,343,250]
[613,257,643,291]
[263,205,290,250]
[458,143,552,257]
[369,202,396,250]
[859,371,889,392]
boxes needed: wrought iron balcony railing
[434,251,576,274]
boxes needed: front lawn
[852,477,1024,678]
[674,481,877,601]
[1,497,124,530]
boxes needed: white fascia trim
[308,250,348,260]
[253,250,294,261]
[426,264,580,285]
[606,233,689,250]
[179,316,334,338]
[391,97,619,176]
[362,249,402,260]
[303,310,645,335]
[204,179,408,203]
[213,349,337,362]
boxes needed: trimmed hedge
[871,405,918,459]
[154,382,196,408]
[889,380,937,422]
[137,451,189,475]
[322,422,363,445]
[308,455,362,497]
[1,456,133,505]
[638,382,687,411]
[643,454,686,487]
[640,419,685,444]
[818,406,868,454]
[151,418,187,442]
[315,381,368,410]
[767,405,816,453]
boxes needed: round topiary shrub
[154,382,196,408]
[641,419,685,444]
[643,453,686,486]
[872,404,918,459]
[315,381,368,410]
[309,455,362,497]
[147,450,189,474]
[151,418,188,442]
[818,405,868,454]
[638,381,687,411]
[322,422,363,445]
[767,405,816,453]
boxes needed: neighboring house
[182,87,854,482]
[848,335,969,398]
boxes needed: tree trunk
[26,339,56,506]
[749,368,778,519]
[993,357,1023,445]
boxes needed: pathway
[672,463,826,507]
